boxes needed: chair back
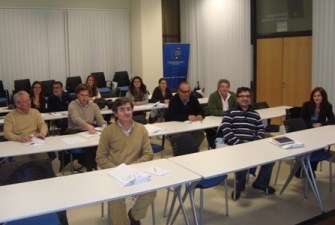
[91,72,106,88]
[0,159,56,185]
[169,133,198,157]
[41,79,55,97]
[251,101,269,110]
[14,79,31,94]
[285,107,303,120]
[283,118,307,133]
[66,76,82,93]
[132,115,148,125]
[113,71,130,86]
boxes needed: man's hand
[17,135,33,143]
[35,133,45,139]
[86,124,97,134]
[196,115,203,121]
[188,115,197,121]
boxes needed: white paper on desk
[107,163,150,187]
[152,101,165,108]
[24,137,46,146]
[268,139,304,149]
[77,131,100,137]
[143,167,170,176]
[40,113,48,117]
[144,124,166,134]
[62,136,87,145]
[184,120,202,124]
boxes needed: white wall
[0,0,129,10]
[313,0,335,108]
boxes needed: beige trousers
[108,191,157,225]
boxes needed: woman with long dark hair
[299,87,335,175]
[125,76,149,106]
[85,74,101,100]
[30,81,46,113]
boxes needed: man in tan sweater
[4,91,48,160]
[96,97,156,225]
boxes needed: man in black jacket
[166,81,205,147]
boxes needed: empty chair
[164,133,228,225]
[13,79,31,94]
[91,72,111,94]
[0,159,68,224]
[285,106,303,120]
[66,76,82,99]
[113,71,130,96]
[0,80,9,106]
[132,115,165,158]
[252,101,280,136]
[41,79,55,98]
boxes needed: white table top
[255,106,291,120]
[168,127,330,179]
[0,159,201,223]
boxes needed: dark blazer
[166,94,205,121]
[150,87,173,103]
[47,91,73,112]
[301,101,335,128]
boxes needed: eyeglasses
[118,107,133,113]
[18,100,31,105]
[237,95,251,99]
[179,89,191,94]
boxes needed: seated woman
[150,78,173,123]
[125,76,149,106]
[85,74,101,100]
[151,78,173,103]
[30,81,46,113]
[300,87,335,175]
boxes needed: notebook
[271,136,295,146]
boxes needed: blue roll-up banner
[163,43,190,89]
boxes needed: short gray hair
[217,79,230,89]
[13,91,29,103]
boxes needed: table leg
[280,153,324,213]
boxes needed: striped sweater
[219,105,265,145]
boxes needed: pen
[154,167,157,172]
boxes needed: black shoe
[128,209,141,225]
[252,182,275,194]
[231,190,241,201]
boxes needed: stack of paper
[144,124,165,134]
[107,163,150,186]
[152,101,165,108]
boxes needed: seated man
[96,97,156,225]
[67,83,105,171]
[205,79,236,148]
[4,91,48,160]
[220,87,275,200]
[166,81,205,147]
[47,81,73,135]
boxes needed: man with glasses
[96,97,156,225]
[166,81,205,147]
[4,91,48,159]
[220,87,275,200]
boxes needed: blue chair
[132,115,165,158]
[252,102,280,136]
[4,213,60,225]
[61,148,85,175]
[165,133,228,224]
[91,72,111,94]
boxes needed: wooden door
[256,38,283,107]
[282,36,312,107]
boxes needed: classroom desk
[168,126,333,214]
[255,105,291,120]
[0,159,201,224]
